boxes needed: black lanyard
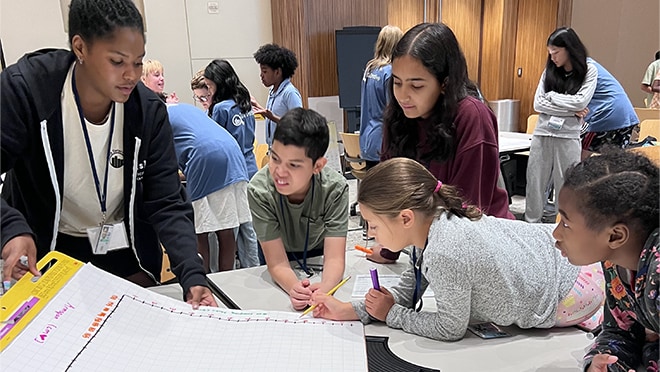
[279,177,315,277]
[266,82,285,145]
[411,240,427,312]
[266,95,274,145]
[71,69,116,224]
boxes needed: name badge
[548,116,565,130]
[87,222,129,255]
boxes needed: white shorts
[192,181,252,234]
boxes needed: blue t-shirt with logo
[211,100,258,178]
[167,103,248,201]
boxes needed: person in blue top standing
[581,58,639,153]
[203,59,258,179]
[251,43,303,147]
[359,25,403,169]
[167,103,259,271]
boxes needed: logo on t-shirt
[110,149,124,169]
[232,114,245,127]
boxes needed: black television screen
[335,26,381,109]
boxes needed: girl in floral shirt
[554,149,659,372]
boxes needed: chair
[254,143,269,169]
[638,119,660,141]
[512,114,538,159]
[634,107,660,123]
[339,132,367,217]
[526,114,539,134]
[161,245,176,283]
[629,145,660,166]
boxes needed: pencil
[299,275,351,317]
[354,245,373,255]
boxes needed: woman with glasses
[311,157,604,341]
[191,70,212,111]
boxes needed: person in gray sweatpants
[526,136,582,222]
[525,27,597,223]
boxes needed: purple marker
[370,268,380,291]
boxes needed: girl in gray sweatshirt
[311,157,603,341]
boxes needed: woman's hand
[185,286,219,309]
[2,235,40,281]
[166,91,179,104]
[575,107,589,118]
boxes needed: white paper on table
[351,274,435,298]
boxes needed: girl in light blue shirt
[359,25,402,166]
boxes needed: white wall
[1,0,70,64]
[572,0,660,107]
[1,0,272,107]
[145,0,272,106]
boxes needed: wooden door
[512,0,559,132]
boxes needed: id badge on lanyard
[548,116,565,130]
[87,222,129,254]
[72,68,128,254]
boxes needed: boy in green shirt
[248,108,348,310]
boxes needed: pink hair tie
[434,180,442,193]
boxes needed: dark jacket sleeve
[139,99,206,295]
[583,302,646,371]
[1,62,37,251]
[583,264,647,371]
[1,198,35,249]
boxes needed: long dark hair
[204,59,251,115]
[543,28,588,95]
[382,23,478,163]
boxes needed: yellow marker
[299,276,351,318]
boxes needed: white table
[499,131,533,154]
[151,249,593,371]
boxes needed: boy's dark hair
[655,51,660,61]
[253,43,299,79]
[68,0,144,45]
[563,147,659,238]
[273,108,329,163]
[204,59,251,115]
[544,27,588,95]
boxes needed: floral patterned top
[584,228,659,371]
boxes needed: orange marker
[354,245,373,255]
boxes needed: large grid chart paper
[1,255,367,371]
